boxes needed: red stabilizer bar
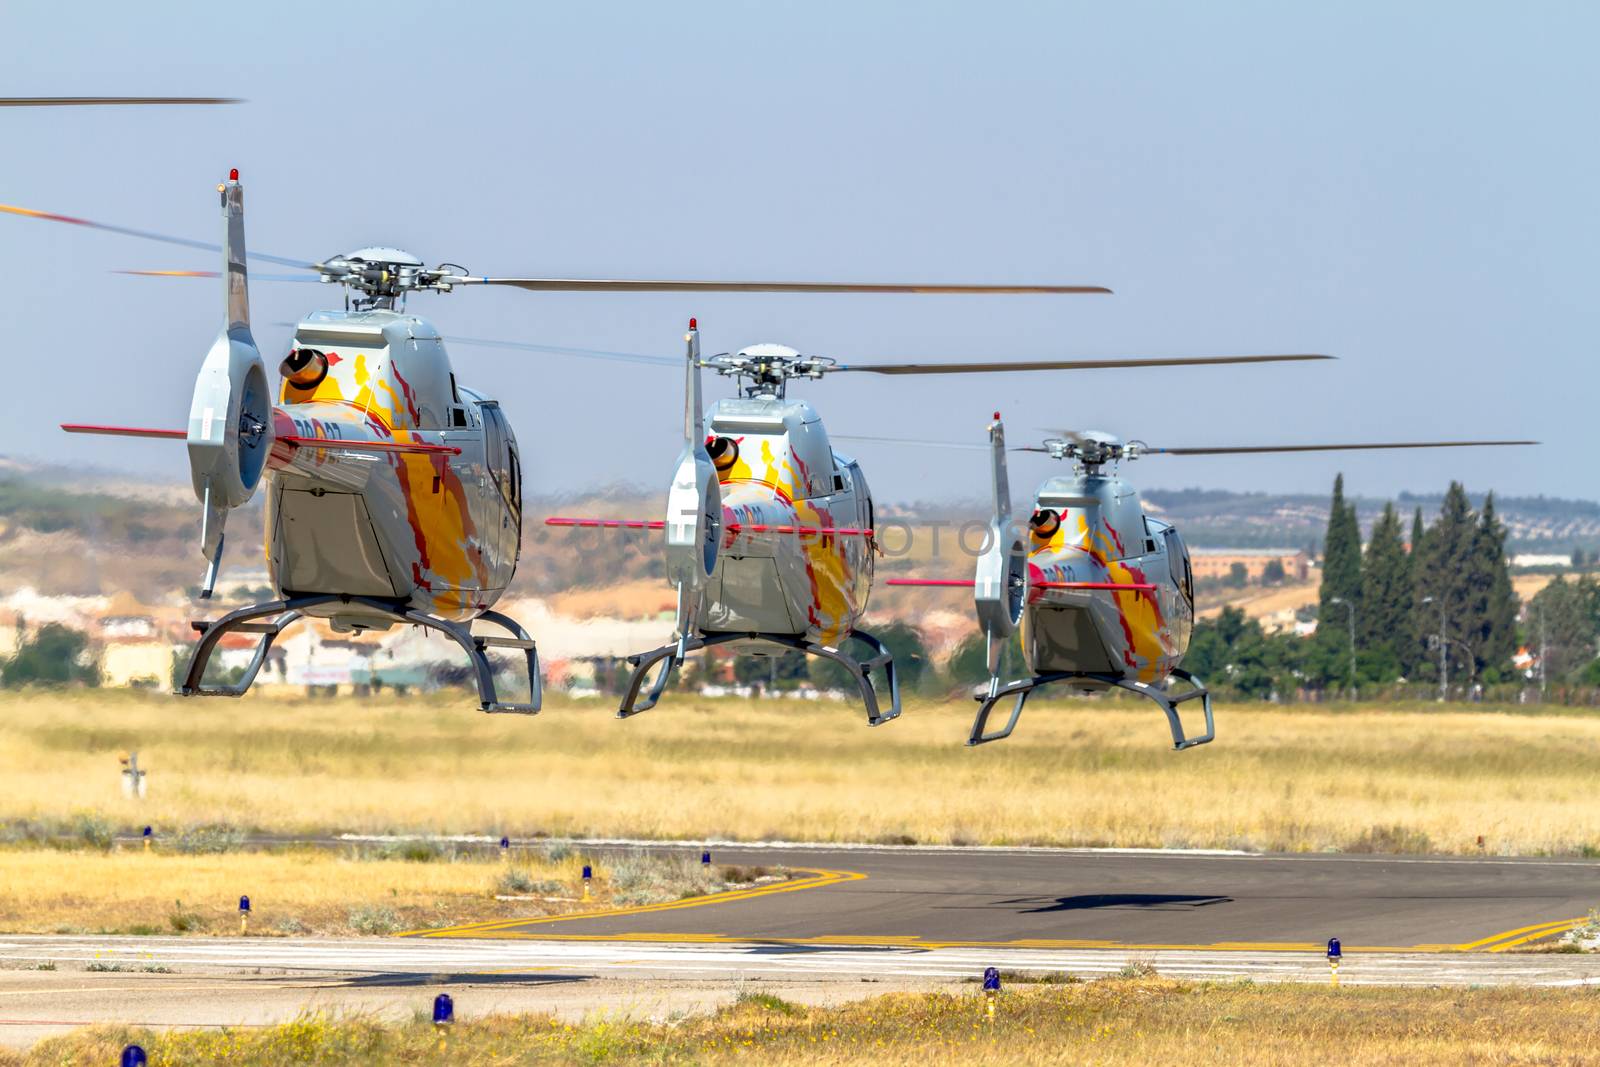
[279,435,461,456]
[61,423,185,439]
[545,518,666,530]
[544,517,873,537]
[885,578,1156,591]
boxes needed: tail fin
[973,413,1026,678]
[663,319,721,647]
[185,169,272,596]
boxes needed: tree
[1406,506,1429,672]
[1313,474,1362,686]
[1473,494,1518,679]
[1185,607,1303,699]
[1528,576,1600,682]
[1226,561,1248,588]
[1358,503,1411,682]
[1262,559,1286,586]
[1412,483,1480,687]
[809,621,932,694]
[947,629,1027,687]
[2,623,99,687]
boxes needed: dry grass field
[21,978,1600,1066]
[0,847,600,937]
[3,688,1599,855]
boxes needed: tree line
[1187,476,1600,699]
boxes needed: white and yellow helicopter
[886,417,1536,746]
[549,327,1334,723]
[9,170,1110,713]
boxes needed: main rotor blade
[460,278,1110,295]
[1145,440,1539,456]
[831,433,988,451]
[0,97,240,106]
[116,269,322,282]
[0,202,315,269]
[838,353,1333,375]
[442,334,680,367]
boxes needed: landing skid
[181,594,541,713]
[617,628,902,726]
[968,666,1214,749]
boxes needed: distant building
[1511,553,1572,569]
[1189,548,1310,582]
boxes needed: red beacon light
[229,168,238,181]
[688,317,697,330]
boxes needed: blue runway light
[582,864,592,880]
[500,835,510,850]
[121,1045,148,1067]
[239,895,251,913]
[433,992,454,1026]
[1327,937,1342,959]
[983,966,1001,992]
[142,826,152,838]
[701,850,711,866]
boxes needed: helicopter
[885,417,1537,746]
[11,169,1112,714]
[547,330,1335,724]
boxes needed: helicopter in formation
[9,169,1112,713]
[547,331,1334,723]
[883,419,1536,746]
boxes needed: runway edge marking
[401,866,866,939]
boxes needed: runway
[0,844,1595,1046]
[416,841,1598,953]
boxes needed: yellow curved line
[1458,918,1584,951]
[402,866,865,939]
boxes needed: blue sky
[3,2,1593,503]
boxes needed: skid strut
[618,628,902,726]
[182,594,541,713]
[968,666,1215,748]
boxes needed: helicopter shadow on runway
[994,894,1233,915]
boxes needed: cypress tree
[1413,483,1478,688]
[1475,493,1518,676]
[1316,474,1363,685]
[1406,506,1429,672]
[1359,503,1411,680]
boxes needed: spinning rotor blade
[0,97,238,106]
[1143,439,1538,456]
[459,278,1111,295]
[838,353,1332,375]
[118,269,322,283]
[0,201,315,269]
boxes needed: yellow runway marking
[404,866,866,939]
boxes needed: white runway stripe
[1,936,1596,987]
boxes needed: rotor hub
[707,344,837,397]
[316,248,469,310]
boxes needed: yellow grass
[0,847,584,936]
[4,688,1600,854]
[21,979,1600,1065]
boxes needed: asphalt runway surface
[419,842,1599,953]
[1,843,1596,1046]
